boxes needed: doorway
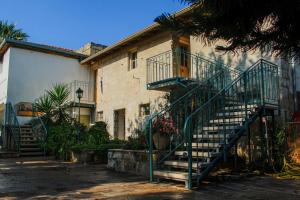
[114,109,125,140]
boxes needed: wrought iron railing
[146,49,237,85]
[182,59,279,188]
[32,102,48,155]
[68,80,94,104]
[4,102,21,151]
[147,66,241,181]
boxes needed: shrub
[82,121,110,145]
[123,129,146,150]
[46,123,77,159]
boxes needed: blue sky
[0,0,185,49]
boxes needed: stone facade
[107,149,157,177]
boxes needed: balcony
[68,80,95,106]
[146,49,224,91]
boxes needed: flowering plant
[152,115,178,135]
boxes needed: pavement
[0,157,299,200]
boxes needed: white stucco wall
[95,32,172,138]
[6,47,94,105]
[0,49,11,104]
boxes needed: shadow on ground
[0,157,300,200]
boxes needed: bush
[81,121,110,145]
[123,129,146,150]
[46,123,77,159]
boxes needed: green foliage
[273,125,289,170]
[123,129,146,150]
[156,0,300,59]
[46,123,77,159]
[81,121,110,145]
[35,84,71,124]
[0,21,28,42]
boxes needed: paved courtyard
[0,157,299,200]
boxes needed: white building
[0,39,105,127]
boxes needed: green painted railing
[32,102,48,155]
[4,102,21,152]
[146,48,237,87]
[146,64,241,181]
[183,59,279,188]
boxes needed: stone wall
[107,149,157,177]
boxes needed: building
[0,39,105,127]
[80,8,293,140]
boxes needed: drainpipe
[291,58,297,112]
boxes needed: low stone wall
[107,149,157,177]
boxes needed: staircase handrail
[5,102,21,152]
[182,58,278,188]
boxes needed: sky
[0,0,186,50]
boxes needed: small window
[139,103,150,117]
[129,51,138,70]
[96,111,104,121]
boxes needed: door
[114,109,125,140]
[180,46,189,78]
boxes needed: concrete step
[154,170,196,181]
[20,143,39,147]
[20,147,42,152]
[175,151,216,158]
[216,111,249,117]
[210,117,244,124]
[203,125,240,131]
[164,160,208,169]
[193,133,232,140]
[224,105,256,111]
[184,142,221,149]
[20,152,44,156]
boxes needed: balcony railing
[68,80,94,104]
[146,49,232,88]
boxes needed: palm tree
[0,21,28,43]
[35,84,71,124]
[47,84,71,123]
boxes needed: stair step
[154,170,196,181]
[216,111,249,117]
[224,105,256,111]
[193,133,232,140]
[175,151,216,158]
[184,143,221,149]
[203,125,240,131]
[210,117,243,124]
[164,160,208,169]
[20,152,44,156]
[20,144,39,147]
[20,147,42,152]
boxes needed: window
[139,103,150,117]
[96,111,104,121]
[129,51,138,70]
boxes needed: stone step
[174,151,216,158]
[164,160,208,169]
[154,170,196,181]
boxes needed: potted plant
[152,116,177,150]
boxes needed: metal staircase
[3,102,47,157]
[147,59,279,189]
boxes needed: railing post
[260,60,265,105]
[244,73,248,119]
[149,120,153,182]
[187,119,193,189]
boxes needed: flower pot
[152,133,170,150]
